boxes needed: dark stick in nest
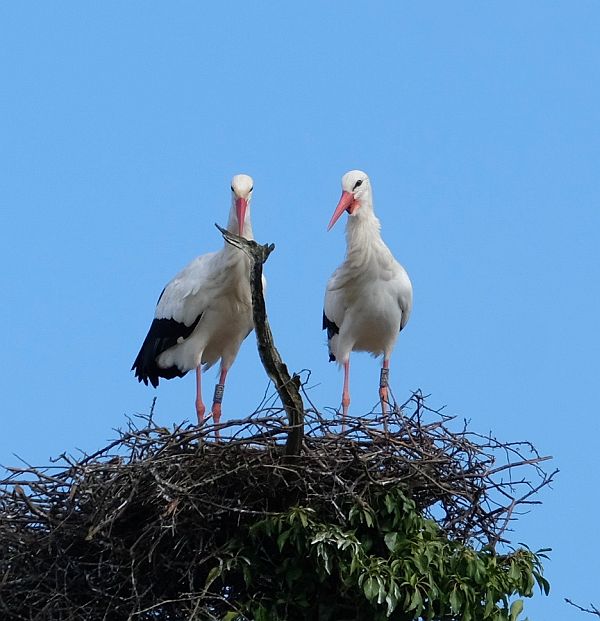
[0,395,555,620]
[216,224,304,455]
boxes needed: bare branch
[216,224,304,455]
[566,599,600,617]
[0,389,554,619]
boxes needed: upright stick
[217,224,304,455]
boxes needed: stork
[132,174,259,429]
[323,170,413,425]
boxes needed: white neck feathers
[343,201,392,270]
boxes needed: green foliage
[212,489,549,621]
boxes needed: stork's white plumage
[323,170,413,424]
[132,174,260,429]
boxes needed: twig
[0,394,554,620]
[565,599,600,617]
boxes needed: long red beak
[327,191,355,231]
[235,197,248,237]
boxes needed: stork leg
[195,366,206,424]
[341,359,351,430]
[379,359,390,432]
[211,367,229,439]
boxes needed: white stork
[132,174,259,429]
[323,170,413,424]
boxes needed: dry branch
[216,224,304,455]
[566,599,600,617]
[0,391,555,620]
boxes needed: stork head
[327,170,371,231]
[230,174,254,236]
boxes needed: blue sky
[1,2,599,617]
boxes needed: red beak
[327,191,355,231]
[235,197,248,237]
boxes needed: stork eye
[353,179,363,190]
[231,185,235,192]
[249,186,253,192]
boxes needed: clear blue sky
[1,3,599,618]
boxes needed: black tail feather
[131,315,201,387]
[322,311,339,363]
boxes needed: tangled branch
[0,390,555,619]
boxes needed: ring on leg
[212,383,225,407]
[211,383,225,439]
[211,367,229,441]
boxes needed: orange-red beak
[327,191,356,231]
[235,197,248,237]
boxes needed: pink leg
[195,366,206,424]
[379,359,390,431]
[341,359,350,430]
[211,367,229,439]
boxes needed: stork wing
[155,252,218,325]
[132,252,220,386]
[323,268,346,333]
[322,269,346,362]
[394,263,413,332]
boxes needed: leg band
[213,383,225,405]
[379,367,389,388]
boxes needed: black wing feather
[322,311,339,362]
[131,314,202,388]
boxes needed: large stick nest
[0,390,554,620]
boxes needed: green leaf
[449,587,462,614]
[409,588,423,612]
[384,532,398,552]
[535,547,552,559]
[277,529,291,551]
[385,592,398,616]
[363,576,378,602]
[350,554,361,575]
[508,562,520,581]
[204,565,222,591]
[242,564,252,587]
[510,599,524,621]
[385,493,395,515]
[222,613,239,621]
[413,553,427,574]
[254,606,269,621]
[317,544,332,574]
[377,576,386,605]
[534,573,550,596]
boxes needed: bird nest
[0,390,554,620]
